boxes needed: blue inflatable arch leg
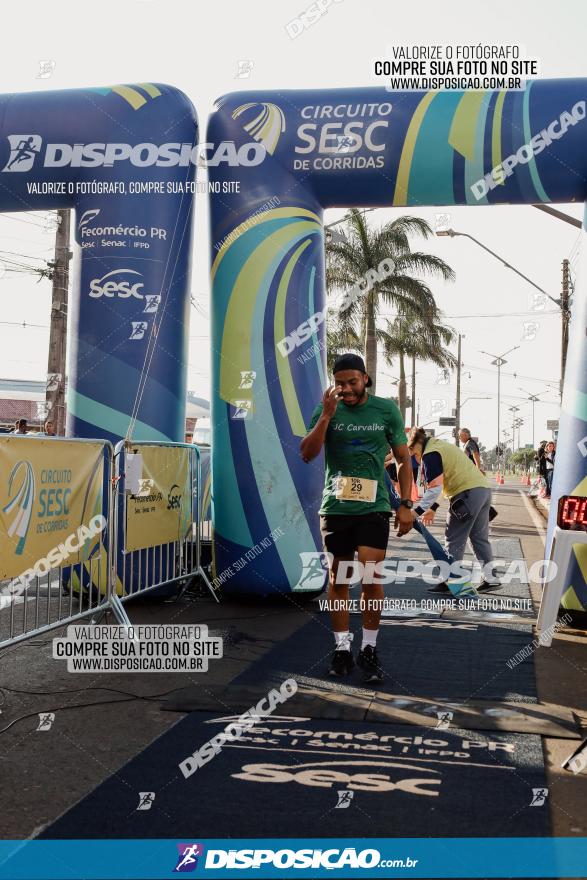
[0,83,198,442]
[207,81,587,597]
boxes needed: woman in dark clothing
[543,441,556,497]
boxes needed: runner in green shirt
[301,354,414,682]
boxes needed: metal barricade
[0,438,218,650]
[111,441,217,615]
[0,437,115,648]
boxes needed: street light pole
[455,333,462,445]
[436,228,570,395]
[509,405,520,453]
[498,360,502,470]
[436,229,560,307]
[519,389,540,449]
[482,346,520,476]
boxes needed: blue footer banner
[1,839,587,879]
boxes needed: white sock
[334,631,353,651]
[361,628,378,649]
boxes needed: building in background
[0,379,210,437]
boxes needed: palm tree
[325,210,455,393]
[325,316,361,375]
[381,315,457,420]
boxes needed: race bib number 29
[334,476,377,503]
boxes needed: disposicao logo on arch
[3,460,35,555]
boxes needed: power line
[462,361,559,386]
[0,213,51,229]
[0,249,47,264]
[377,309,559,319]
[0,320,49,329]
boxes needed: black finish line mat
[40,712,550,839]
[218,611,538,703]
[40,608,556,840]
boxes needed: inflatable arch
[0,83,197,442]
[207,79,587,602]
[1,80,586,608]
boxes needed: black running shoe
[357,645,384,683]
[427,581,450,593]
[477,580,502,592]
[329,648,354,677]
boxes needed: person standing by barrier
[537,441,549,496]
[460,427,497,521]
[11,418,28,435]
[459,428,483,470]
[407,427,501,594]
[301,354,414,683]
[543,441,556,498]
[529,441,547,497]
[36,419,56,437]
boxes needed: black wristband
[415,505,424,515]
[430,502,440,512]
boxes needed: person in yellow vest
[407,427,501,594]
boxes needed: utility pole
[455,333,462,445]
[529,396,538,449]
[561,258,570,401]
[46,210,71,436]
[411,354,416,430]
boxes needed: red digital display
[558,495,587,530]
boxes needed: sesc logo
[89,269,144,300]
[3,135,42,172]
[232,759,441,795]
[167,484,182,511]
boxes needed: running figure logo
[3,135,42,172]
[335,790,354,809]
[174,843,204,872]
[36,713,55,731]
[239,370,256,389]
[136,792,156,811]
[436,711,453,730]
[130,322,149,340]
[296,552,332,590]
[529,788,548,807]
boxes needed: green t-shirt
[306,393,407,516]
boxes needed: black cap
[332,353,372,388]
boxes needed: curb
[531,494,551,521]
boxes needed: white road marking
[519,490,547,548]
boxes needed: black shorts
[320,512,391,557]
